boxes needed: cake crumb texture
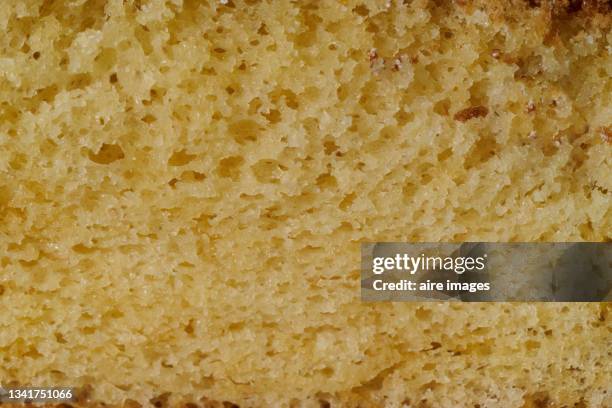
[0,0,610,407]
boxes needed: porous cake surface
[0,0,610,407]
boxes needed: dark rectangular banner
[361,243,611,302]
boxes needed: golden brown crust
[456,0,611,30]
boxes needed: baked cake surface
[0,0,610,406]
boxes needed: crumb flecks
[392,55,403,71]
[600,126,611,143]
[526,101,536,113]
[454,106,489,122]
[368,48,378,65]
